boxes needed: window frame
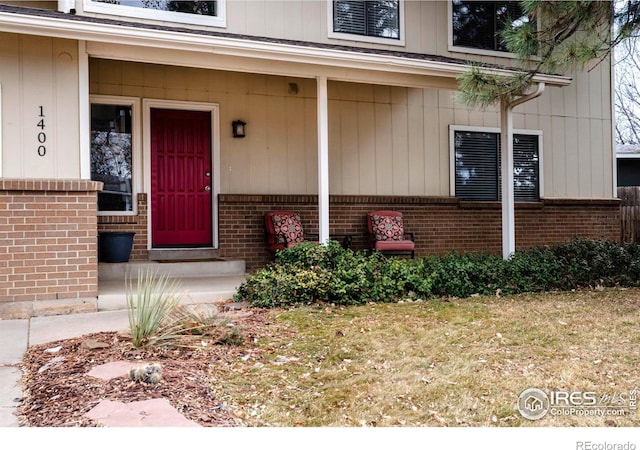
[447,0,528,59]
[449,125,544,202]
[82,0,227,28]
[90,95,141,217]
[328,0,406,47]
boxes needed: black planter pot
[98,232,135,263]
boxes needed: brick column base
[0,179,103,319]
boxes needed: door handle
[204,186,211,192]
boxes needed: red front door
[151,108,212,247]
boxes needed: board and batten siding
[90,58,613,200]
[0,3,610,197]
[0,33,81,179]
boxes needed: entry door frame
[143,99,221,250]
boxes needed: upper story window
[329,1,405,46]
[452,127,541,202]
[83,1,226,28]
[451,1,531,55]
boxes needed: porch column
[317,76,330,243]
[500,98,515,259]
[499,82,545,259]
[78,40,90,179]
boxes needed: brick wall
[98,193,149,261]
[0,179,103,318]
[218,194,621,271]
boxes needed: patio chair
[264,211,353,253]
[366,210,415,258]
[264,211,317,253]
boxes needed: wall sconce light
[232,120,246,138]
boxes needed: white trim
[57,0,74,13]
[82,0,226,28]
[78,40,90,179]
[0,9,572,88]
[448,124,544,199]
[90,95,141,216]
[327,0,406,47]
[142,99,221,250]
[0,83,2,178]
[501,100,515,259]
[317,76,330,244]
[611,47,618,196]
[617,154,640,159]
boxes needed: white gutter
[500,82,546,259]
[0,10,572,87]
[0,83,3,178]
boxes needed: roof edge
[0,5,572,87]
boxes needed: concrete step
[98,259,246,281]
[147,248,220,261]
[98,274,248,312]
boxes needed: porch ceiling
[0,4,572,90]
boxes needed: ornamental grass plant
[126,269,185,348]
[126,269,245,348]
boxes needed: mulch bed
[17,308,272,427]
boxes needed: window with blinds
[454,130,540,201]
[333,1,400,40]
[451,1,531,52]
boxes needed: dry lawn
[210,289,640,427]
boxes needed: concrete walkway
[0,272,246,427]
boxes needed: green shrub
[549,238,632,289]
[234,263,332,308]
[234,238,640,308]
[504,246,562,293]
[425,252,506,298]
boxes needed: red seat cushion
[374,240,415,251]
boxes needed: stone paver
[87,361,137,380]
[85,398,202,427]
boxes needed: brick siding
[218,194,621,271]
[0,179,102,317]
[0,185,620,318]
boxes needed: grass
[209,288,640,427]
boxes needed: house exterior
[617,144,640,187]
[0,1,620,318]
